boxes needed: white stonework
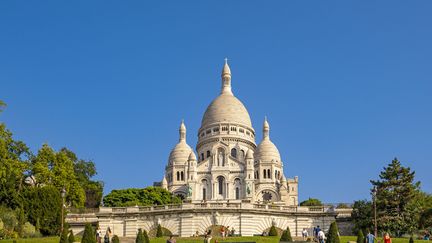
[67,60,340,238]
[164,60,298,205]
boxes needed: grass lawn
[1,236,429,243]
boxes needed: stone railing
[98,202,334,214]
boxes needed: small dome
[169,141,192,163]
[169,121,193,163]
[188,151,197,161]
[246,149,254,159]
[255,117,281,162]
[255,139,281,162]
[201,93,252,128]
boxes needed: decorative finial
[263,116,270,139]
[179,120,186,142]
[221,58,232,95]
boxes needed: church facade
[162,60,298,206]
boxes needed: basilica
[161,60,299,206]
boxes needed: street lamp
[60,187,66,234]
[372,186,378,238]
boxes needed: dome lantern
[221,58,232,95]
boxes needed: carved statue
[218,151,224,166]
[187,184,192,197]
[247,182,251,195]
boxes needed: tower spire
[179,120,186,142]
[263,116,270,139]
[221,58,232,95]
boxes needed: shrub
[327,222,340,243]
[269,225,278,236]
[156,224,163,237]
[356,229,364,243]
[136,228,145,243]
[81,223,96,243]
[21,222,37,238]
[143,229,150,243]
[112,235,120,243]
[68,230,75,243]
[60,226,69,243]
[280,226,292,242]
[409,236,414,243]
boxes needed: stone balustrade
[97,202,333,214]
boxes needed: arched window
[263,169,266,179]
[206,150,210,158]
[203,188,206,200]
[236,187,240,200]
[275,170,278,178]
[241,150,245,159]
[267,169,271,179]
[217,176,224,195]
[176,171,180,181]
[180,171,184,181]
[231,148,237,158]
[202,179,208,200]
[201,153,204,161]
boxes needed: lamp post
[60,187,66,234]
[372,186,378,237]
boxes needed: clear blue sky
[1,1,431,203]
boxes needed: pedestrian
[302,228,309,240]
[96,226,102,243]
[104,227,112,243]
[383,233,392,243]
[220,227,225,238]
[167,235,176,243]
[366,231,375,243]
[317,228,326,243]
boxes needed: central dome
[201,93,252,128]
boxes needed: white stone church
[161,60,298,206]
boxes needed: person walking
[317,228,326,243]
[96,226,102,243]
[366,231,375,243]
[302,228,309,241]
[383,233,392,243]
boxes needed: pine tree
[136,228,145,243]
[60,226,69,243]
[269,225,278,236]
[112,235,120,243]
[280,226,292,242]
[143,229,150,243]
[156,224,163,237]
[68,230,75,243]
[356,229,364,243]
[81,224,96,243]
[370,158,420,236]
[326,222,340,243]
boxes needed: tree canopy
[370,158,420,236]
[103,187,182,207]
[300,198,323,206]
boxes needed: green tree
[22,186,62,236]
[111,235,120,243]
[81,224,96,243]
[300,198,323,206]
[356,229,364,243]
[326,222,340,243]
[143,229,150,243]
[269,225,278,236]
[31,144,86,207]
[103,187,181,207]
[0,123,31,209]
[61,148,103,208]
[0,100,6,113]
[136,228,145,243]
[370,158,420,236]
[156,224,163,237]
[351,200,373,234]
[280,226,292,242]
[68,230,75,243]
